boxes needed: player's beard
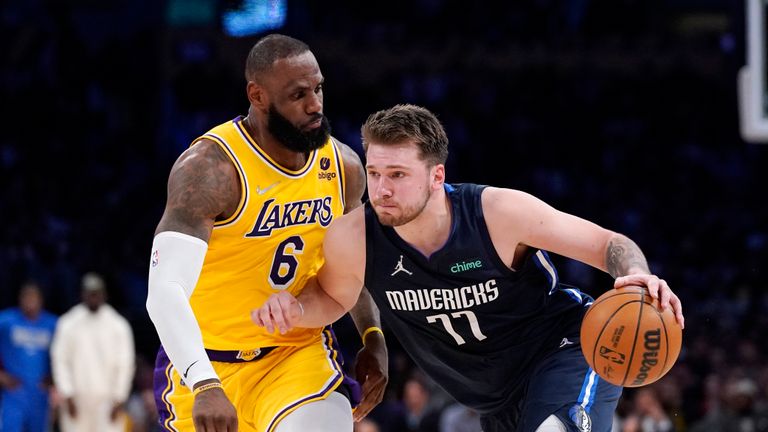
[374,180,432,227]
[267,104,331,153]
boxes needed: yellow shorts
[153,328,359,432]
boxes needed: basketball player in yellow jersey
[146,34,388,432]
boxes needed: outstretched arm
[253,143,369,331]
[251,213,367,330]
[252,141,388,420]
[483,187,683,328]
[146,139,239,431]
[251,208,381,421]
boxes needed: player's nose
[372,177,393,199]
[305,91,322,114]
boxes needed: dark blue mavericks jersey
[364,183,591,414]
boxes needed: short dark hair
[245,34,310,82]
[18,280,42,297]
[361,104,449,166]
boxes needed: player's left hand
[251,291,303,334]
[614,274,684,329]
[352,331,388,422]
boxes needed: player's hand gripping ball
[580,286,682,387]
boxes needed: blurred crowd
[2,0,768,431]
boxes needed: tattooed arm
[482,187,684,327]
[147,139,240,431]
[155,140,240,238]
[607,234,684,326]
[605,235,650,278]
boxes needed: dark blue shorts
[480,339,622,432]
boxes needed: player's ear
[431,164,445,190]
[247,81,269,112]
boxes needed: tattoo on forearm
[606,236,650,278]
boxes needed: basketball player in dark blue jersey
[252,104,684,432]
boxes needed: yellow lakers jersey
[189,116,347,350]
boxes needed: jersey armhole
[475,185,521,277]
[195,134,247,227]
[362,204,376,287]
[330,138,347,211]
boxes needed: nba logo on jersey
[151,250,159,267]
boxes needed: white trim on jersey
[535,250,558,294]
[577,369,599,412]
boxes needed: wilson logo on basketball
[631,329,661,386]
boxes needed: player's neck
[22,310,40,321]
[394,188,451,257]
[242,115,309,171]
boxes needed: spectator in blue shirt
[0,281,58,432]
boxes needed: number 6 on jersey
[269,235,305,289]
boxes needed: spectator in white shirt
[51,272,136,432]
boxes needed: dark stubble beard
[267,104,331,153]
[374,180,433,227]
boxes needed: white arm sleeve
[146,231,216,389]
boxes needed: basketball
[580,286,682,387]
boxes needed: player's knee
[536,414,568,432]
[274,392,353,432]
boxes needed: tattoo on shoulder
[157,141,239,238]
[606,236,650,278]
